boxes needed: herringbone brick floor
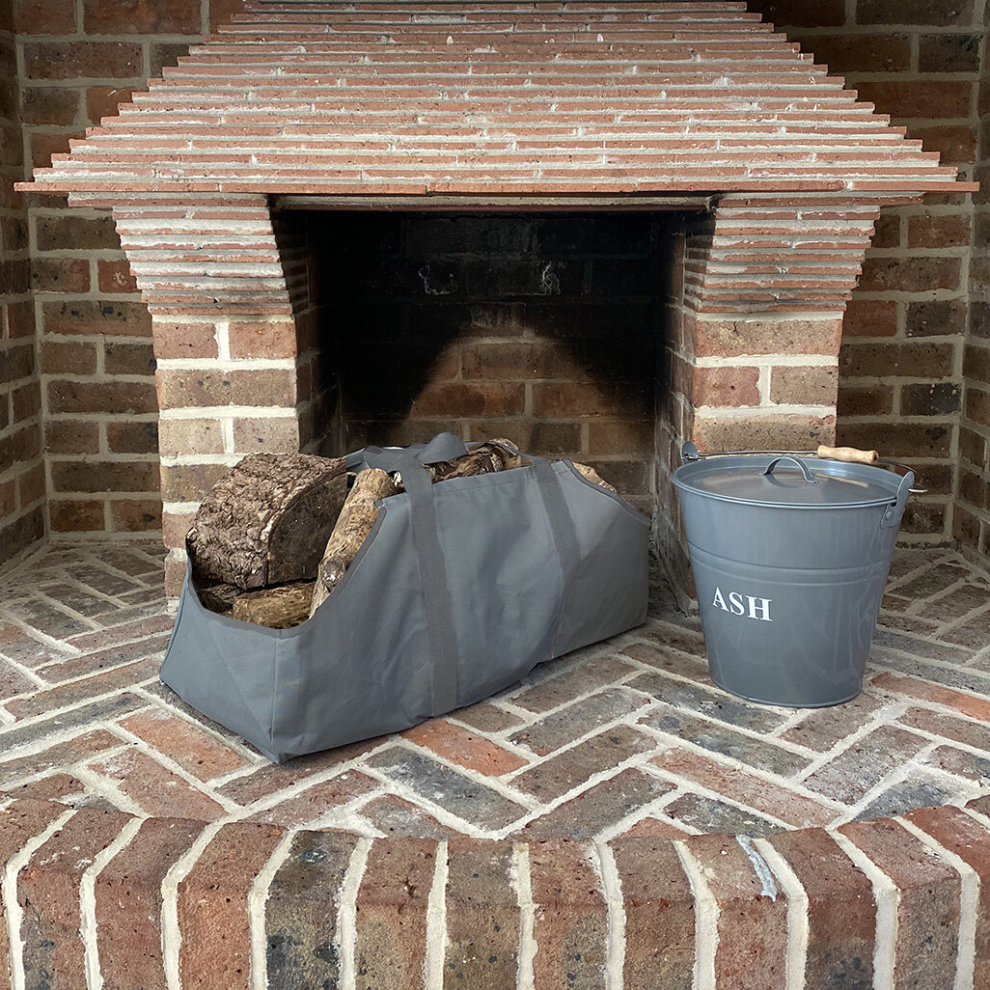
[0,542,988,839]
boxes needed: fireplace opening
[280,209,695,523]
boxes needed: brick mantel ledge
[1,796,987,988]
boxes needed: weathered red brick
[872,672,990,721]
[12,0,76,35]
[178,822,285,990]
[265,831,358,990]
[768,828,875,988]
[692,317,842,358]
[95,817,204,990]
[653,749,834,827]
[31,258,89,294]
[23,41,144,80]
[82,0,202,34]
[686,833,788,990]
[49,498,104,532]
[86,87,133,125]
[0,799,68,981]
[50,459,159,493]
[229,320,297,359]
[19,808,132,990]
[838,818,960,990]
[118,709,248,781]
[529,839,608,990]
[42,299,150,336]
[156,369,295,409]
[354,840,437,990]
[231,416,299,453]
[152,322,219,360]
[97,258,138,293]
[444,840,519,986]
[692,365,761,407]
[402,719,528,776]
[612,836,695,990]
[245,773,377,828]
[88,748,226,820]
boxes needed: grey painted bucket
[672,446,914,707]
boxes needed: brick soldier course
[0,542,987,984]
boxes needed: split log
[423,443,505,483]
[197,582,240,616]
[187,453,348,590]
[310,468,399,615]
[231,582,315,629]
[485,438,524,470]
[572,462,619,493]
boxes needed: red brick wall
[7,0,243,558]
[2,0,988,570]
[958,2,990,560]
[745,0,988,548]
[0,0,44,566]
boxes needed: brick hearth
[1,542,990,985]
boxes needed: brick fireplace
[19,0,974,595]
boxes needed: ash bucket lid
[673,451,906,509]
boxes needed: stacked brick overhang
[17,0,976,591]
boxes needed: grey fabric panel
[160,438,650,763]
[391,456,461,717]
[552,462,650,657]
[433,468,563,706]
[159,568,281,759]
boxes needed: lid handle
[763,456,816,483]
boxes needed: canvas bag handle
[357,433,581,716]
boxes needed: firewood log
[231,582,315,629]
[423,444,504,483]
[485,438,524,470]
[187,453,347,591]
[572,462,619,493]
[310,468,399,615]
[197,582,240,615]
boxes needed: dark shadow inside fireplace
[285,209,690,514]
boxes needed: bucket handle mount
[763,456,816,483]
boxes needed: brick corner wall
[0,0,248,567]
[958,1,990,559]
[0,0,44,569]
[744,0,990,557]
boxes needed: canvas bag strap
[355,434,580,714]
[531,457,582,659]
[358,442,462,718]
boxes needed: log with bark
[187,453,348,591]
[310,468,400,616]
[231,582,315,629]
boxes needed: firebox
[18,0,974,597]
[279,209,684,516]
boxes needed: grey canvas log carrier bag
[160,433,649,762]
